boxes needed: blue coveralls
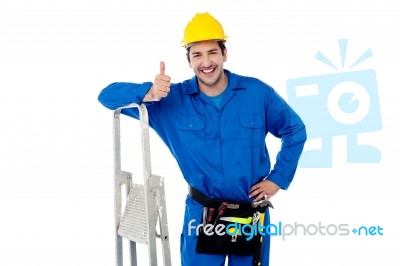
[98,70,306,266]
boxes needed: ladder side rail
[113,108,126,266]
[155,176,172,266]
[124,169,138,266]
[135,104,158,266]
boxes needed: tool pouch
[195,201,268,255]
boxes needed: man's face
[188,40,227,89]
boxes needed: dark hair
[186,41,226,63]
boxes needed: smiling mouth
[201,68,216,74]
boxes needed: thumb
[160,61,165,75]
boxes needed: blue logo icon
[287,39,382,168]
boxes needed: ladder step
[118,183,155,244]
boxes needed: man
[98,12,306,266]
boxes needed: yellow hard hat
[181,12,228,48]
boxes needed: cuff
[265,171,290,190]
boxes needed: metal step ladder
[113,103,171,266]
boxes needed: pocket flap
[240,115,263,129]
[176,115,205,131]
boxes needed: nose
[202,55,212,68]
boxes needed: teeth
[202,69,214,73]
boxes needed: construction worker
[98,12,306,266]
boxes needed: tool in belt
[189,186,273,266]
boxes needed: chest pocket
[240,114,265,148]
[176,115,206,150]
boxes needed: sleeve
[264,86,307,190]
[97,81,153,118]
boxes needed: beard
[196,67,224,88]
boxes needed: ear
[186,52,192,68]
[223,48,228,62]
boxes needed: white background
[1,0,400,265]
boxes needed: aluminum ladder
[113,103,171,266]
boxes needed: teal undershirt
[201,90,226,109]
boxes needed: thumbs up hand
[143,61,171,102]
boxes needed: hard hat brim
[182,38,228,49]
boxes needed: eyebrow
[191,48,219,55]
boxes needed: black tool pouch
[195,201,268,255]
